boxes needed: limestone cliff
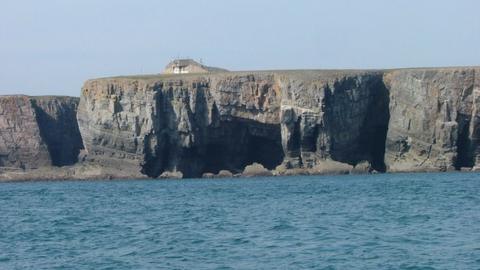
[384,68,480,172]
[77,70,391,178]
[0,95,83,171]
[1,66,479,181]
[0,95,52,169]
[31,96,84,166]
[77,73,284,178]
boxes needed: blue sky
[1,0,479,96]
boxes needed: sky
[0,0,479,97]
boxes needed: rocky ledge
[1,67,479,181]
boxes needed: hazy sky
[1,0,479,96]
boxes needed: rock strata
[0,95,51,169]
[31,96,84,166]
[78,70,392,179]
[0,95,85,180]
[1,67,479,181]
[384,68,480,172]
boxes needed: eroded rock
[0,95,83,170]
[78,70,391,179]
[3,67,480,181]
[384,68,480,172]
[310,159,353,175]
[158,171,183,179]
[242,162,272,177]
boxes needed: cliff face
[0,95,83,171]
[385,68,480,172]
[78,71,391,178]
[2,67,478,181]
[78,73,283,178]
[0,96,51,169]
[31,96,84,166]
[276,71,389,172]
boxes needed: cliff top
[88,66,478,83]
[0,96,80,105]
[0,95,78,100]
[89,69,383,83]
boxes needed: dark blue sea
[1,173,480,269]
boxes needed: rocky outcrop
[77,70,391,178]
[31,96,84,166]
[242,162,272,177]
[384,68,480,172]
[0,95,83,171]
[77,73,284,178]
[2,66,479,181]
[202,170,234,178]
[0,95,51,169]
[276,71,389,172]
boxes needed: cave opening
[246,135,285,170]
[455,115,474,169]
[203,143,232,174]
[202,120,284,175]
[358,77,390,172]
[142,133,173,178]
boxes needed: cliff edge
[1,67,479,180]
[77,67,480,179]
[0,95,87,181]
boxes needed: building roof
[168,59,202,67]
[163,59,228,73]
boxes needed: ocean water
[1,173,480,270]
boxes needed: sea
[1,173,479,269]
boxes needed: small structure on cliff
[162,59,228,74]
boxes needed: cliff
[31,96,84,166]
[1,67,479,181]
[385,68,480,172]
[77,67,479,179]
[0,95,85,179]
[0,95,52,169]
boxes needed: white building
[163,59,228,74]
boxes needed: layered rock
[78,73,284,178]
[2,66,479,181]
[0,95,51,169]
[384,68,480,172]
[78,71,391,178]
[0,95,83,171]
[31,96,84,166]
[276,70,389,172]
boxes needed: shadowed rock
[78,70,392,178]
[384,68,480,172]
[2,66,480,181]
[31,96,84,166]
[0,95,51,169]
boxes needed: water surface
[1,173,480,269]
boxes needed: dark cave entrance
[141,90,283,178]
[454,115,474,169]
[143,120,285,178]
[202,120,284,175]
[356,78,390,172]
[246,135,284,169]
